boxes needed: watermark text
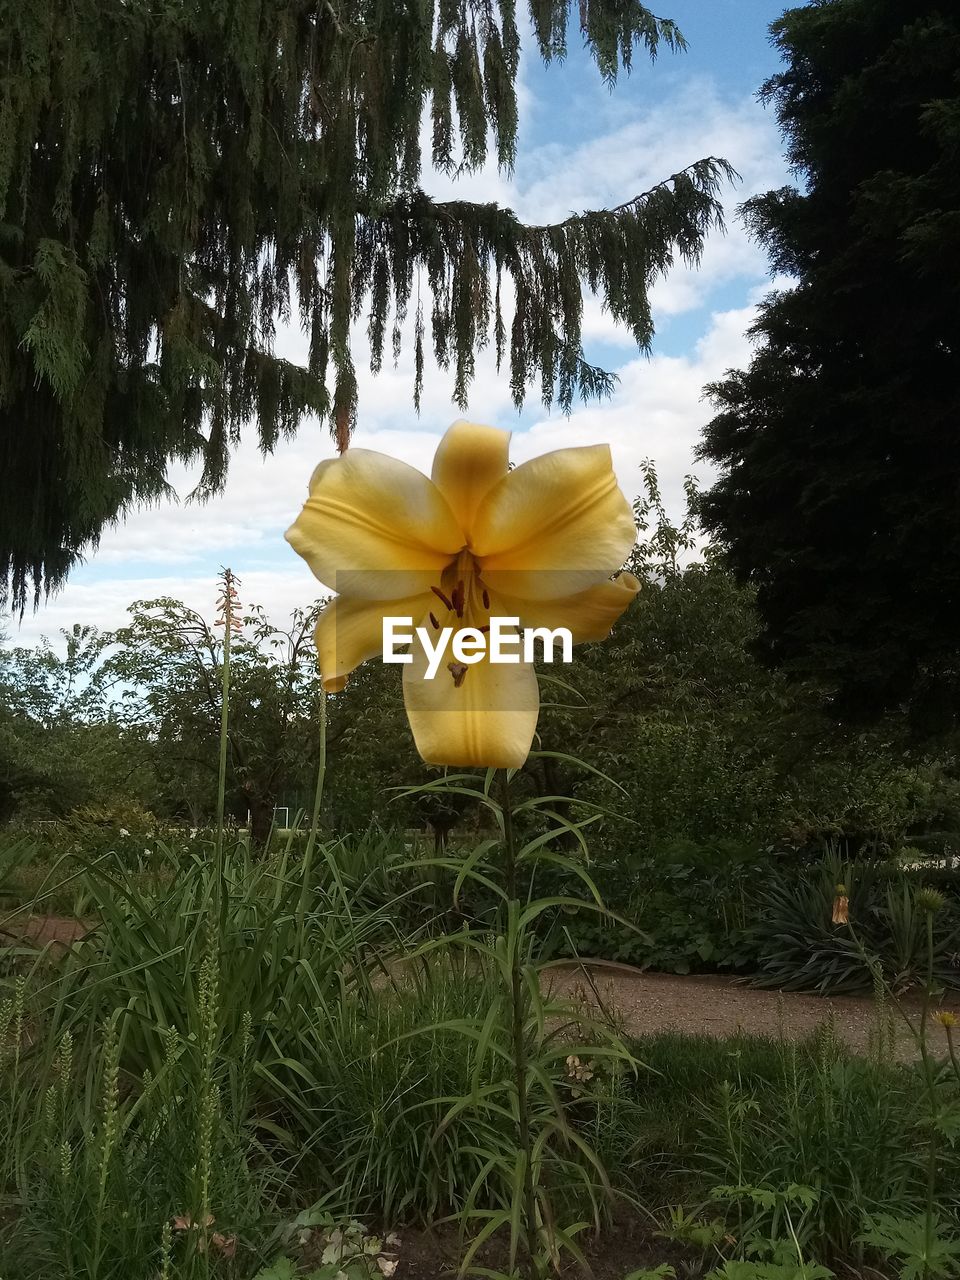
[383,616,573,679]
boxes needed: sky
[15,0,791,648]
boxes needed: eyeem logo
[383,616,573,680]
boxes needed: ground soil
[392,1215,688,1280]
[1,911,88,949]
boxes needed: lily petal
[403,615,539,767]
[286,450,465,599]
[490,572,641,645]
[314,592,433,692]
[431,420,511,535]
[471,445,637,599]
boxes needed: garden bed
[7,914,960,1061]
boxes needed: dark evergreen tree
[0,0,733,610]
[698,0,960,731]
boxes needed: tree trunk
[247,793,274,847]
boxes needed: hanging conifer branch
[0,0,734,610]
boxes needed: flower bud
[916,888,946,915]
[831,885,849,925]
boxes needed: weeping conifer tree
[0,0,734,610]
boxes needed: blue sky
[17,1,790,647]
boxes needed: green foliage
[0,0,733,608]
[258,948,616,1224]
[752,860,960,995]
[528,468,960,862]
[0,596,333,834]
[0,967,288,1279]
[27,840,394,1079]
[5,869,960,1279]
[0,625,151,822]
[704,1185,836,1280]
[322,657,435,836]
[371,762,645,1277]
[105,596,327,839]
[697,0,960,729]
[544,837,764,975]
[623,1026,960,1263]
[9,467,960,858]
[0,814,641,1269]
[858,1213,960,1280]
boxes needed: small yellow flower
[564,1053,596,1097]
[286,421,639,767]
[934,1011,957,1028]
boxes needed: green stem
[298,691,327,922]
[919,912,937,1280]
[844,911,939,1278]
[215,571,234,919]
[501,769,538,1277]
[946,1025,960,1087]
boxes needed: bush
[0,963,290,1279]
[5,836,960,1278]
[2,836,626,1245]
[752,858,960,994]
[533,838,960,990]
[534,837,769,975]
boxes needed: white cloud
[519,301,758,513]
[11,300,759,649]
[406,66,786,339]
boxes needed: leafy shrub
[260,953,549,1221]
[27,839,400,1077]
[4,833,630,1239]
[540,838,769,974]
[752,859,960,994]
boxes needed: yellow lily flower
[285,420,639,768]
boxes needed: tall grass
[0,957,289,1279]
[3,832,960,1279]
[0,830,618,1274]
[618,1024,960,1265]
[15,839,398,1079]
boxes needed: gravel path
[547,960,960,1060]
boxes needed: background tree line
[3,474,958,858]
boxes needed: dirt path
[0,910,89,950]
[547,960,960,1059]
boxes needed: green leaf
[254,1259,298,1280]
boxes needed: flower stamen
[447,662,468,688]
[431,585,454,611]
